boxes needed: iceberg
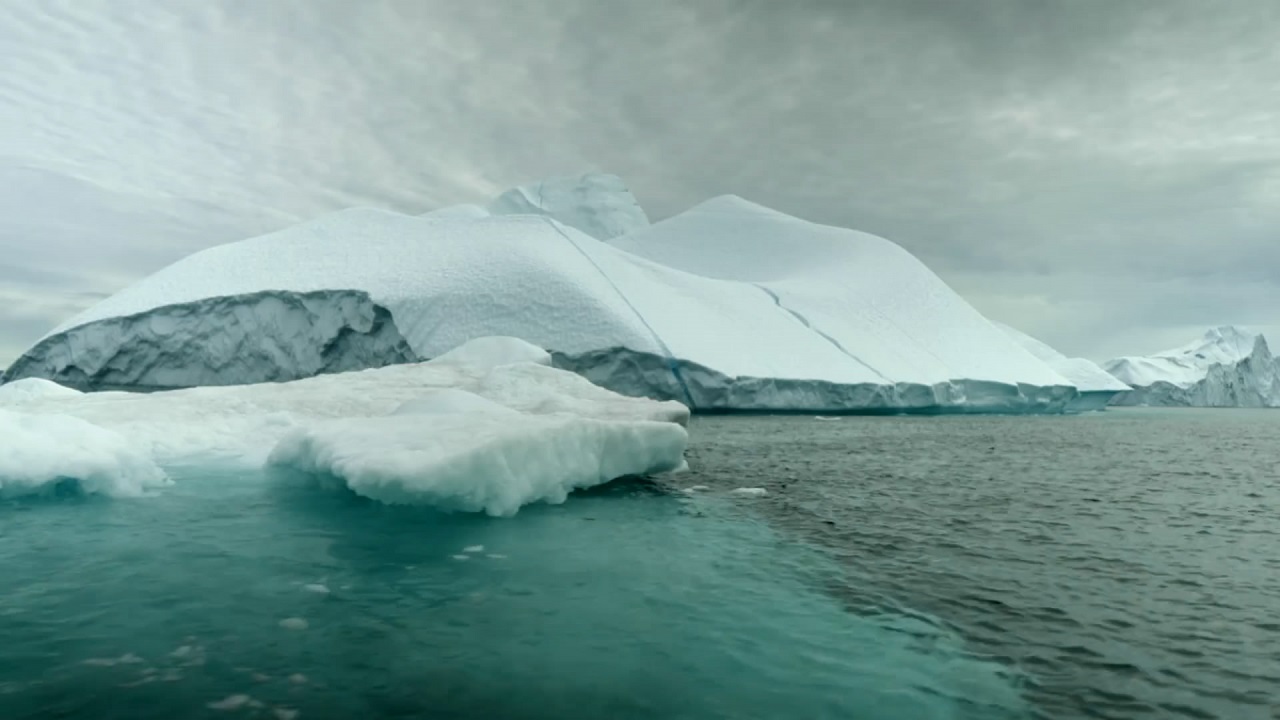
[1,337,688,511]
[4,177,1085,413]
[1104,326,1280,407]
[993,322,1129,411]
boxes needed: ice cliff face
[5,290,417,391]
[5,179,1088,413]
[1105,327,1280,407]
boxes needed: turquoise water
[0,465,1026,719]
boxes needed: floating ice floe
[208,695,252,711]
[0,410,169,499]
[0,337,688,511]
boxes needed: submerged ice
[0,337,688,510]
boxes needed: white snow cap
[486,173,649,240]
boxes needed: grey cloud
[1,0,1278,364]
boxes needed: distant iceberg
[1105,326,1280,407]
[993,322,1129,411]
[4,174,1091,413]
[485,172,650,240]
[0,337,688,511]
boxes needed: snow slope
[0,337,688,511]
[6,192,1082,413]
[1105,326,1280,406]
[609,195,1075,408]
[994,322,1129,411]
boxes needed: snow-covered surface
[0,377,83,402]
[994,322,1129,398]
[610,196,1074,398]
[486,173,649,240]
[269,404,687,517]
[0,338,689,508]
[1105,326,1259,389]
[429,335,552,370]
[0,409,169,498]
[1105,326,1280,407]
[8,188,1086,413]
[420,203,490,220]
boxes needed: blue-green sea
[3,408,1277,719]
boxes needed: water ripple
[679,408,1280,720]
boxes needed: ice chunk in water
[267,409,687,517]
[208,695,251,711]
[0,410,168,498]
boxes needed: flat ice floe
[269,404,686,517]
[0,337,688,509]
[4,173,1086,413]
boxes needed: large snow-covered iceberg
[1104,326,1280,407]
[993,322,1129,411]
[0,337,688,511]
[5,179,1088,413]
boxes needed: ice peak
[1249,333,1272,361]
[1169,325,1258,364]
[690,194,793,219]
[1203,325,1255,343]
[486,173,649,240]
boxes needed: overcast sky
[3,0,1279,366]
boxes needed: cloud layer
[2,0,1278,364]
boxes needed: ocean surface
[1,408,1277,719]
